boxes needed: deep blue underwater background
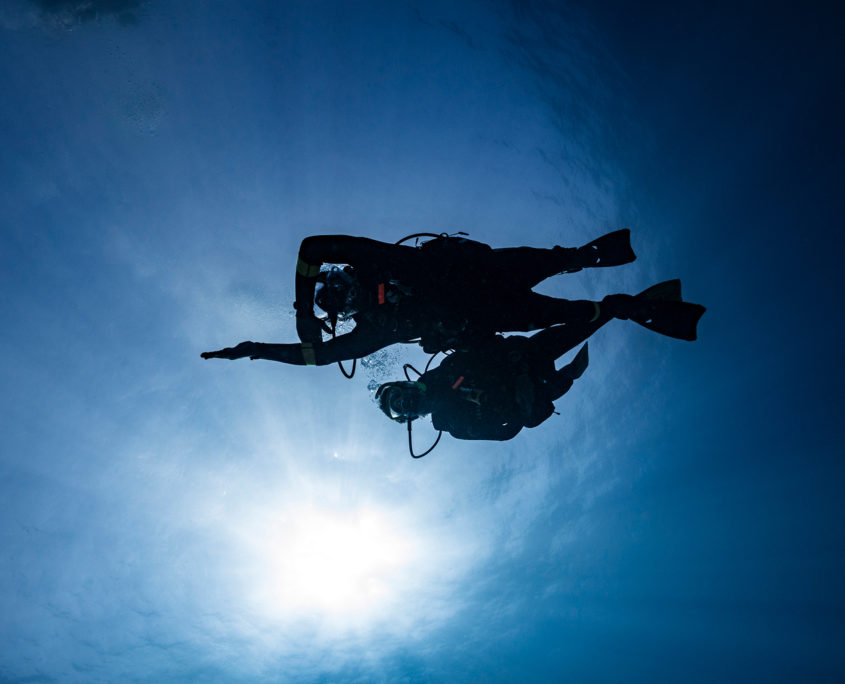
[1,1,843,682]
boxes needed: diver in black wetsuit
[376,279,706,441]
[201,231,638,366]
[378,333,590,441]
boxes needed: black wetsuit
[245,235,598,366]
[417,318,609,441]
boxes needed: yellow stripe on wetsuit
[300,342,317,366]
[296,257,321,278]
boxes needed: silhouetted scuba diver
[201,231,639,366]
[376,280,705,443]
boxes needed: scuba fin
[637,278,682,302]
[576,229,636,269]
[629,280,705,341]
[564,343,589,380]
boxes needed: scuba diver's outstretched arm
[201,325,401,367]
[201,341,307,364]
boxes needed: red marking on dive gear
[451,376,465,390]
[377,283,385,304]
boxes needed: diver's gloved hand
[295,313,325,344]
[201,341,257,360]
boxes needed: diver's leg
[486,246,582,290]
[510,334,591,418]
[497,291,603,332]
[487,230,636,289]
[526,311,606,402]
[545,374,574,403]
[492,285,700,341]
[544,343,591,401]
[529,311,612,360]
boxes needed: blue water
[0,1,843,681]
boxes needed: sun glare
[261,507,415,619]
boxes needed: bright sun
[261,507,415,618]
